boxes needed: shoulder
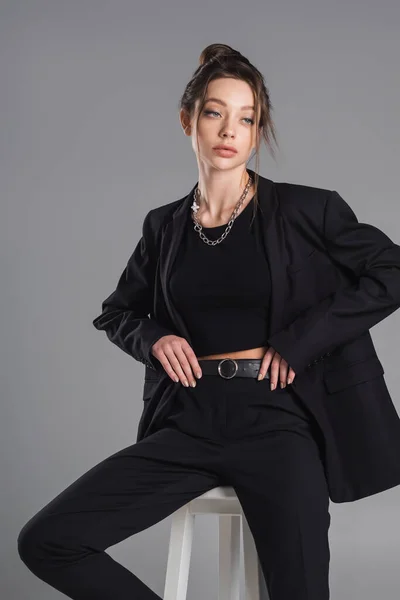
[150,197,185,220]
[141,194,187,245]
[273,180,335,235]
[147,195,186,223]
[275,180,331,209]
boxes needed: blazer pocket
[287,248,320,273]
[323,356,384,394]
[144,365,163,383]
[144,374,161,382]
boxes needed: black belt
[197,358,269,380]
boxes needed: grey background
[3,1,400,598]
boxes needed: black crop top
[169,196,271,356]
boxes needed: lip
[213,145,237,153]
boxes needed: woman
[17,43,400,600]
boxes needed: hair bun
[198,43,240,67]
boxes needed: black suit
[93,168,400,503]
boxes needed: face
[180,77,259,171]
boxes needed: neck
[196,166,253,219]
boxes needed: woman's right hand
[150,335,203,387]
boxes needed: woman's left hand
[257,346,296,390]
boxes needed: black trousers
[17,373,331,600]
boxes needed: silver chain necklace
[190,175,254,246]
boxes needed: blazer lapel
[252,172,289,338]
[159,181,197,345]
[159,169,289,345]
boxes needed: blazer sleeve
[92,209,176,370]
[266,189,400,375]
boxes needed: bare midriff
[197,346,268,361]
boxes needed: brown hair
[179,43,279,223]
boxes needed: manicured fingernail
[280,382,284,388]
[287,378,292,384]
[257,372,263,381]
[196,372,202,378]
[270,382,275,390]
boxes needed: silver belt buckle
[217,358,238,379]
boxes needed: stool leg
[218,514,241,600]
[242,513,266,600]
[164,505,195,600]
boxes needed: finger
[176,345,199,386]
[181,344,202,380]
[257,350,273,380]
[172,346,198,387]
[279,360,289,388]
[287,367,296,384]
[269,353,281,390]
[162,344,191,386]
[156,350,180,383]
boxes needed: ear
[179,108,192,136]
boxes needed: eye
[203,110,254,125]
[203,110,221,118]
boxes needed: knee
[17,514,51,570]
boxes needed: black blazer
[93,168,400,503]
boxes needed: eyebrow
[204,97,255,110]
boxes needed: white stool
[163,485,268,600]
